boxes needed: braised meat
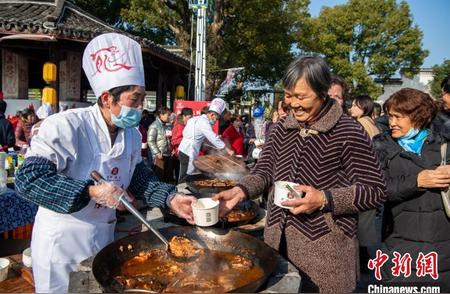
[229,255,253,270]
[114,276,166,292]
[192,179,236,188]
[116,247,263,293]
[168,236,201,259]
[226,208,256,222]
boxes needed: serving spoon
[90,171,200,261]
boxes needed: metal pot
[185,175,238,195]
[161,200,260,228]
[92,226,279,293]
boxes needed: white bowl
[0,258,10,282]
[22,248,32,268]
[191,198,219,227]
[274,181,303,209]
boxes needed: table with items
[0,188,38,236]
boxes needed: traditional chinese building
[0,0,191,115]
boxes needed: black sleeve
[6,121,15,147]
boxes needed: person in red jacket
[171,107,193,182]
[222,115,245,156]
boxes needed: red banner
[173,100,211,116]
[173,100,218,133]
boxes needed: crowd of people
[214,61,450,292]
[1,31,448,293]
[0,100,48,152]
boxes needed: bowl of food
[274,181,304,209]
[191,198,219,227]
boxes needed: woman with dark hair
[171,107,193,182]
[350,95,382,274]
[15,108,38,147]
[350,95,380,139]
[374,88,450,290]
[148,106,172,181]
[265,100,290,138]
[442,75,450,110]
[328,75,348,109]
[432,75,450,136]
[222,115,245,156]
[214,56,386,292]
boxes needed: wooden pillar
[169,81,175,111]
[2,50,28,99]
[59,51,81,101]
[156,70,168,109]
[49,44,60,112]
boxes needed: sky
[308,0,449,68]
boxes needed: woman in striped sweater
[214,56,387,292]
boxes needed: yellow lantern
[175,85,185,99]
[42,87,57,105]
[43,62,57,84]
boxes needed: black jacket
[373,113,450,289]
[0,114,15,151]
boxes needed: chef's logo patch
[90,45,132,75]
[111,167,119,175]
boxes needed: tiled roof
[0,0,190,69]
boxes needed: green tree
[121,0,309,98]
[429,59,450,99]
[298,0,428,98]
[74,0,126,26]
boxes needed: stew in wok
[92,227,279,293]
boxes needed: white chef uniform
[28,33,145,293]
[178,98,226,174]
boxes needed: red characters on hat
[90,46,132,75]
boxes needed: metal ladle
[90,171,200,261]
[90,172,168,244]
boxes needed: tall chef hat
[208,98,226,115]
[82,33,145,98]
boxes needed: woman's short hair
[177,107,193,123]
[230,115,241,123]
[353,95,374,117]
[156,106,170,116]
[373,102,382,117]
[19,108,36,120]
[383,88,438,129]
[331,75,348,99]
[283,56,331,99]
[180,107,193,117]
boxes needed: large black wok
[92,226,279,293]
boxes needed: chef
[15,33,197,293]
[178,98,234,183]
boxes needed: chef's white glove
[89,180,125,209]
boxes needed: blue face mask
[111,105,142,128]
[209,118,216,126]
[400,128,420,140]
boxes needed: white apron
[31,112,133,293]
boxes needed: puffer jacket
[147,117,169,159]
[374,112,450,290]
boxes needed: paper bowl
[0,258,10,282]
[191,198,219,227]
[22,248,32,268]
[274,181,303,209]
